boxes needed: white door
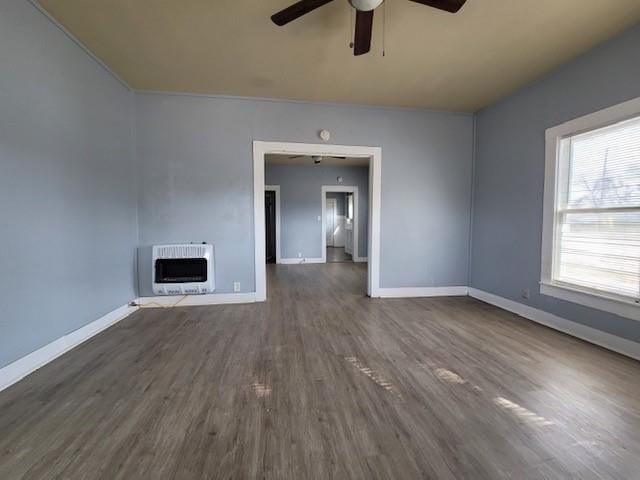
[325,198,336,247]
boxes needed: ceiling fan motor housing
[348,0,384,12]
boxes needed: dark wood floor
[326,246,352,263]
[1,264,639,479]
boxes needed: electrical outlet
[317,216,321,221]
[297,252,302,258]
[521,289,530,300]
[233,282,241,293]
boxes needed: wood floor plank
[1,263,639,479]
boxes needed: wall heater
[152,244,215,295]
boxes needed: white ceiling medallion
[348,0,384,12]
[319,129,331,142]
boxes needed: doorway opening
[253,141,382,300]
[265,190,276,264]
[322,186,360,264]
[325,195,350,263]
[264,185,280,264]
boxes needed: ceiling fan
[288,155,347,164]
[271,0,467,56]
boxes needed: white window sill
[540,282,640,322]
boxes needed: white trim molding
[253,142,267,302]
[354,256,368,263]
[377,286,468,298]
[540,282,640,322]
[254,141,382,298]
[279,258,324,265]
[136,293,256,308]
[0,303,138,392]
[265,185,281,264]
[469,288,640,362]
[541,96,640,321]
[322,185,359,264]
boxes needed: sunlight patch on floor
[493,396,554,427]
[345,356,402,399]
[252,382,272,398]
[430,366,554,428]
[435,368,467,385]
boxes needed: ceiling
[38,0,640,112]
[266,154,369,167]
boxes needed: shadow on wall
[137,246,154,297]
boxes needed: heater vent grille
[156,244,209,259]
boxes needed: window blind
[555,116,640,300]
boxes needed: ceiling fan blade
[328,156,347,159]
[271,0,334,26]
[288,155,304,159]
[353,9,374,56]
[408,0,466,13]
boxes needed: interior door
[265,191,276,264]
[326,198,336,247]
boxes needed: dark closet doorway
[265,190,276,264]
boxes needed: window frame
[541,97,640,322]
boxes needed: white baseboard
[0,303,138,393]
[377,286,469,298]
[468,288,640,362]
[279,257,366,264]
[136,292,257,308]
[279,257,324,265]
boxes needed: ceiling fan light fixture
[271,0,467,56]
[348,0,384,12]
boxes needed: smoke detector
[319,129,331,142]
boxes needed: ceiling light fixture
[348,0,384,11]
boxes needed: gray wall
[471,24,640,342]
[0,1,137,368]
[265,166,368,259]
[135,93,473,294]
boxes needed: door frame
[265,185,281,264]
[322,186,359,262]
[253,141,382,300]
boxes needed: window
[541,98,640,321]
[346,193,354,222]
